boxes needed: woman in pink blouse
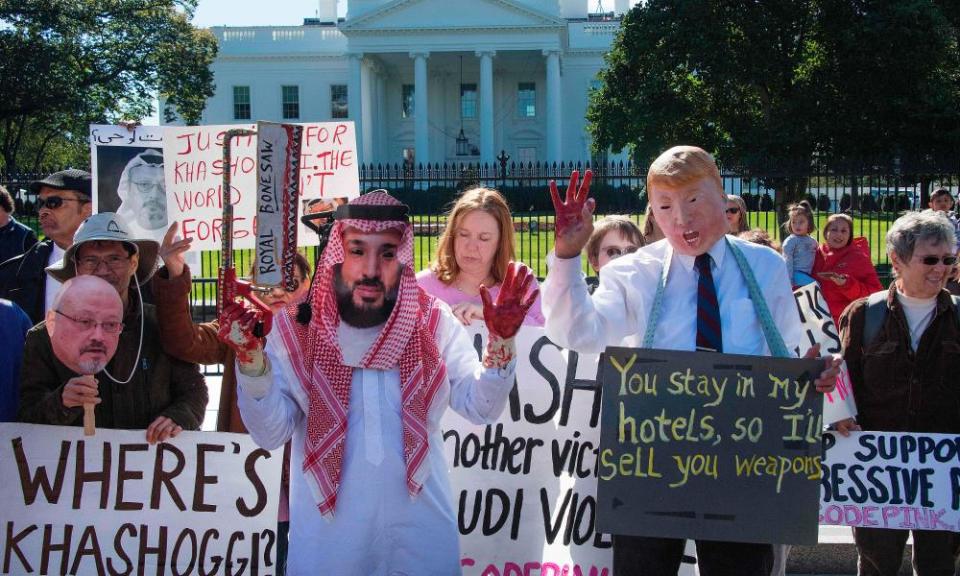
[417,187,544,326]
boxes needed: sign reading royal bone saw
[820,431,960,532]
[597,348,824,545]
[0,424,283,575]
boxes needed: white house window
[233,86,251,120]
[282,85,300,119]
[331,85,348,119]
[517,146,537,165]
[517,82,536,117]
[460,83,477,119]
[402,84,415,118]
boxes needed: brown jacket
[840,284,960,433]
[153,265,246,433]
[19,298,208,430]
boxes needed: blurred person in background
[0,185,38,264]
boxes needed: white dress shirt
[236,303,515,576]
[542,236,803,357]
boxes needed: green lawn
[412,211,894,279]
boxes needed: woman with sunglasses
[839,210,960,576]
[812,213,882,326]
[584,215,644,293]
[725,194,749,234]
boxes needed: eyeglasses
[55,310,124,334]
[38,196,89,210]
[603,246,639,259]
[916,255,958,266]
[725,207,741,215]
[75,254,131,272]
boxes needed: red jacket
[813,237,883,326]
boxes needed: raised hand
[159,221,192,278]
[217,302,266,371]
[549,169,596,259]
[480,262,539,340]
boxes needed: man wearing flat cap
[0,169,93,323]
[18,212,207,443]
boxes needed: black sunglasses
[38,196,88,210]
[725,207,741,215]
[917,255,958,266]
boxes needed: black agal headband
[333,203,410,223]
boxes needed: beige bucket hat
[45,212,160,285]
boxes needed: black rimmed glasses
[55,310,124,334]
[725,207,741,215]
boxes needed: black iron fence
[6,161,960,287]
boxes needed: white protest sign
[90,124,167,244]
[0,424,283,575]
[443,325,610,576]
[793,281,858,423]
[820,431,960,531]
[163,122,359,251]
[442,325,699,576]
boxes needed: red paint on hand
[480,261,539,339]
[217,302,264,356]
[549,169,593,236]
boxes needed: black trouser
[853,527,958,576]
[613,535,773,576]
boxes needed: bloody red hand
[217,302,264,360]
[549,169,593,236]
[480,262,539,339]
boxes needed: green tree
[588,0,960,218]
[0,0,218,173]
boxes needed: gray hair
[886,210,957,266]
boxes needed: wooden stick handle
[83,404,95,436]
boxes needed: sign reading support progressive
[0,424,282,575]
[820,431,960,532]
[597,348,824,545]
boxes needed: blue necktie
[695,253,722,353]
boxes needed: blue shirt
[0,298,33,421]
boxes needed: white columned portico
[411,51,430,166]
[348,53,364,164]
[477,50,496,165]
[544,49,562,164]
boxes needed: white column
[348,53,364,164]
[411,51,430,166]
[376,72,387,163]
[544,49,562,164]
[360,60,373,162]
[477,50,496,165]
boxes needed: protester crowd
[0,152,958,576]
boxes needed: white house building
[196,0,629,166]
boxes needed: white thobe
[542,236,804,356]
[236,303,515,576]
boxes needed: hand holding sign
[549,169,595,259]
[47,277,124,436]
[159,221,193,279]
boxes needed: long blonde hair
[431,187,515,284]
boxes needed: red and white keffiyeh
[274,190,447,517]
